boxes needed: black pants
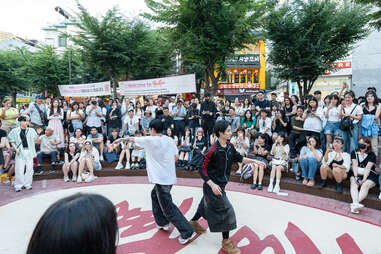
[288,132,306,157]
[174,120,185,139]
[151,184,194,239]
[202,120,215,143]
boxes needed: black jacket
[158,114,173,131]
[200,101,217,121]
[199,140,243,188]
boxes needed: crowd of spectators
[1,84,381,213]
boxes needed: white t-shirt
[303,107,324,133]
[324,106,340,122]
[146,105,158,119]
[339,103,363,124]
[39,134,59,153]
[230,136,250,154]
[79,147,100,163]
[258,117,272,136]
[124,116,139,133]
[85,106,102,127]
[135,136,178,185]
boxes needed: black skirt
[348,170,379,184]
[196,183,237,232]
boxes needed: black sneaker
[49,165,56,174]
[336,182,343,193]
[257,184,263,191]
[34,167,43,176]
[250,183,257,190]
[318,180,327,189]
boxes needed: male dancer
[190,120,257,254]
[127,119,196,244]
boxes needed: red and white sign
[1,184,380,254]
[58,81,111,97]
[119,74,196,96]
[325,61,352,75]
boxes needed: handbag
[339,105,357,132]
[33,103,48,126]
[68,121,74,133]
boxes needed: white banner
[119,74,196,96]
[58,81,111,97]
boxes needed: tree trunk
[206,65,219,96]
[11,91,17,107]
[110,73,118,99]
[297,80,303,104]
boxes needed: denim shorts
[325,122,342,136]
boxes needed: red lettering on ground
[285,222,321,254]
[336,233,363,254]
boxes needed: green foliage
[72,3,174,96]
[144,0,275,94]
[355,0,381,29]
[265,0,370,100]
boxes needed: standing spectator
[8,116,40,192]
[25,95,47,130]
[62,142,80,182]
[319,137,350,192]
[314,90,324,108]
[66,102,84,136]
[299,136,323,187]
[85,99,103,135]
[121,109,139,136]
[303,97,324,140]
[291,95,299,106]
[135,101,144,120]
[230,108,241,133]
[288,106,305,159]
[47,99,65,150]
[283,97,297,120]
[35,127,61,175]
[268,134,289,193]
[158,107,174,133]
[0,99,19,134]
[141,111,153,136]
[270,93,279,108]
[339,91,363,154]
[77,140,100,183]
[187,103,201,136]
[87,127,104,162]
[256,109,272,137]
[146,98,158,119]
[106,99,122,137]
[324,94,342,148]
[349,138,378,213]
[171,100,187,141]
[168,96,177,114]
[200,92,217,142]
[254,91,270,112]
[361,91,380,154]
[121,97,133,123]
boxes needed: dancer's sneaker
[178,232,197,245]
[190,220,206,234]
[156,224,171,231]
[222,239,240,254]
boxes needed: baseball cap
[18,116,27,122]
[35,95,43,99]
[314,90,322,95]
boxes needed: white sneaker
[178,232,197,245]
[125,163,130,170]
[85,174,96,183]
[157,224,171,231]
[273,184,280,193]
[72,175,77,182]
[379,192,381,200]
[77,175,82,183]
[235,170,242,175]
[64,176,70,182]
[100,156,104,162]
[267,183,274,193]
[115,162,123,170]
[350,203,360,214]
[82,172,89,180]
[25,186,32,190]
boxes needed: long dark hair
[27,193,118,254]
[50,98,62,116]
[364,91,379,108]
[243,110,253,122]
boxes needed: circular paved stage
[1,177,380,254]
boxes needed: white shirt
[68,109,84,120]
[39,134,59,153]
[340,103,363,124]
[230,136,250,153]
[324,106,340,122]
[258,117,272,136]
[323,151,351,172]
[79,147,100,163]
[85,106,102,127]
[124,116,139,133]
[146,105,158,119]
[46,109,63,120]
[271,144,290,161]
[135,136,178,185]
[303,107,324,133]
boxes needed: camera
[307,109,312,114]
[91,101,97,106]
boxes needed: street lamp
[55,6,72,84]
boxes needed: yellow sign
[4,97,31,103]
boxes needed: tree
[0,49,32,105]
[355,0,381,30]
[265,0,370,101]
[144,0,275,94]
[72,4,174,97]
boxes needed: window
[58,36,67,47]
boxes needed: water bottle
[42,179,47,189]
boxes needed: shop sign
[226,54,260,68]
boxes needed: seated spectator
[268,134,289,193]
[121,109,139,136]
[104,129,121,164]
[250,134,271,190]
[35,127,61,175]
[0,99,19,134]
[2,147,15,185]
[241,110,256,132]
[229,108,241,133]
[87,127,104,162]
[130,131,145,169]
[0,120,8,173]
[349,137,378,213]
[209,132,217,146]
[77,140,101,183]
[66,102,84,136]
[70,128,86,150]
[141,111,153,136]
[193,128,208,154]
[319,136,350,192]
[27,193,118,254]
[256,109,272,137]
[324,94,342,148]
[272,109,288,136]
[230,127,249,174]
[178,128,193,170]
[299,136,323,187]
[166,127,178,146]
[62,142,80,182]
[288,106,305,159]
[115,134,131,170]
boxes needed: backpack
[190,150,204,170]
[240,163,255,182]
[339,105,357,132]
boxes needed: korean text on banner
[58,82,111,97]
[119,74,196,96]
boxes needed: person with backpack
[190,120,257,254]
